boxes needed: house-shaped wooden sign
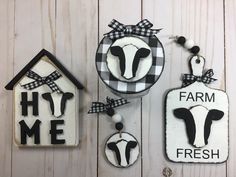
[5,49,84,147]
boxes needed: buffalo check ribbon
[21,70,62,93]
[88,97,129,114]
[104,19,162,40]
[182,69,217,87]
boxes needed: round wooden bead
[184,39,194,49]
[112,113,123,123]
[115,122,123,131]
[106,108,115,116]
[190,46,200,54]
[177,36,186,45]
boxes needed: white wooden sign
[105,132,140,168]
[95,19,165,98]
[165,56,228,163]
[5,49,83,147]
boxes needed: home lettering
[19,92,66,145]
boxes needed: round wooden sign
[95,35,165,98]
[105,132,140,168]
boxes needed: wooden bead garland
[175,36,200,55]
[111,113,123,123]
[107,108,124,131]
[88,97,140,168]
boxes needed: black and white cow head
[105,132,140,168]
[110,45,150,80]
[106,37,152,82]
[173,105,224,148]
[107,139,137,167]
[42,92,74,118]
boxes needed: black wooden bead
[177,36,186,45]
[106,108,115,116]
[115,122,123,131]
[190,46,200,54]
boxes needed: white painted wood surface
[0,0,235,176]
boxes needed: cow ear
[132,48,151,77]
[107,142,117,150]
[110,46,126,76]
[125,141,138,165]
[42,92,51,100]
[107,142,121,166]
[63,92,74,100]
[127,141,137,149]
[135,48,150,59]
[110,46,124,57]
[207,109,224,120]
[42,92,54,115]
[173,108,191,120]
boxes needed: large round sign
[95,35,165,97]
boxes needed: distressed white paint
[166,82,228,163]
[0,0,235,176]
[190,56,206,76]
[14,57,79,146]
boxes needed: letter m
[19,120,41,145]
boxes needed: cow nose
[54,112,62,118]
[122,73,134,80]
[120,162,128,167]
[193,141,205,148]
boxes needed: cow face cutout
[110,45,150,80]
[42,92,74,118]
[105,132,140,168]
[106,37,152,82]
[173,106,224,148]
[107,140,137,167]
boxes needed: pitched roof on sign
[5,49,84,90]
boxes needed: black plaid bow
[88,97,129,114]
[21,70,62,93]
[182,69,217,87]
[104,19,161,40]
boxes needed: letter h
[20,92,39,116]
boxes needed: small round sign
[105,132,140,168]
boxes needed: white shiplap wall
[0,0,235,177]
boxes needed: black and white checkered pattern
[88,97,129,114]
[182,69,217,87]
[95,35,165,95]
[21,70,63,93]
[104,19,161,40]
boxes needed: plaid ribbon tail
[21,70,62,93]
[136,19,162,32]
[46,81,62,93]
[182,69,217,87]
[108,19,126,31]
[109,98,129,108]
[136,19,153,28]
[88,97,129,114]
[104,19,161,40]
[88,102,106,114]
[182,74,195,87]
[21,81,44,90]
